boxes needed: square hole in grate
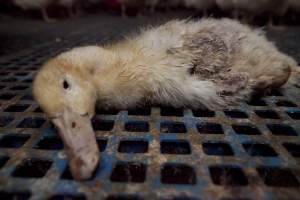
[286,110,300,120]
[0,93,15,100]
[17,117,45,128]
[128,107,151,116]
[48,194,86,200]
[160,107,183,117]
[0,116,14,127]
[242,143,277,157]
[10,85,28,90]
[34,107,43,113]
[247,98,267,106]
[197,123,223,134]
[266,89,283,96]
[161,122,187,133]
[0,156,9,168]
[21,94,33,100]
[267,124,298,136]
[96,108,119,115]
[0,134,30,148]
[282,143,300,157]
[224,110,248,118]
[110,162,146,183]
[92,118,114,131]
[1,77,18,82]
[0,191,31,200]
[161,163,196,185]
[22,79,33,83]
[203,142,234,156]
[276,100,297,107]
[257,167,299,187]
[60,166,73,180]
[160,197,199,200]
[34,137,63,150]
[192,108,215,117]
[161,140,191,154]
[12,158,52,178]
[4,104,30,112]
[97,139,108,152]
[255,110,280,119]
[106,195,143,200]
[118,140,148,153]
[125,121,149,132]
[232,124,261,135]
[209,165,248,186]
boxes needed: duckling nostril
[71,122,76,129]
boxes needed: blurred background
[0,0,300,61]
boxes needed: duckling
[33,18,298,180]
[13,0,54,22]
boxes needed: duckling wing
[168,30,254,104]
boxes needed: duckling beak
[52,106,99,181]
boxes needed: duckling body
[33,18,297,180]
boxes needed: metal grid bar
[0,28,299,200]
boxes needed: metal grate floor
[0,18,300,200]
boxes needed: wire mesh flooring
[0,19,299,200]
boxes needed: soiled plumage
[33,18,298,180]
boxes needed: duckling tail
[287,65,300,89]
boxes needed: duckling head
[33,46,103,180]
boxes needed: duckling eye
[63,80,70,90]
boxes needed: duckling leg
[41,7,55,23]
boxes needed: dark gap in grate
[220,198,251,200]
[21,94,33,100]
[0,156,9,168]
[267,124,298,136]
[255,110,280,119]
[0,72,9,76]
[0,93,15,100]
[91,118,114,131]
[128,107,151,116]
[110,162,146,183]
[15,72,28,76]
[17,117,46,128]
[161,140,191,154]
[125,121,149,132]
[267,89,283,96]
[61,166,73,180]
[197,123,223,134]
[192,108,215,117]
[161,122,187,133]
[22,79,33,83]
[4,104,30,112]
[97,138,108,152]
[224,110,248,118]
[0,191,31,200]
[232,124,261,135]
[48,194,86,200]
[160,107,183,117]
[106,195,143,200]
[282,143,300,157]
[10,86,28,91]
[257,167,299,187]
[0,116,14,127]
[96,108,119,115]
[34,137,63,150]
[286,110,300,120]
[1,77,18,82]
[202,142,234,156]
[12,158,52,178]
[247,98,267,106]
[276,100,297,107]
[34,107,43,113]
[242,143,278,157]
[161,163,196,185]
[0,85,5,90]
[209,165,248,186]
[0,134,30,148]
[118,140,148,153]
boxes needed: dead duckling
[33,18,298,180]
